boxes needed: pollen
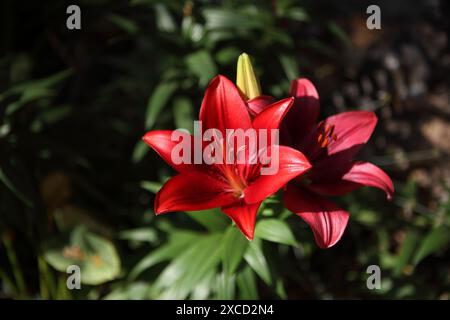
[317,124,337,148]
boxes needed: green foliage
[44,226,121,285]
[255,219,297,246]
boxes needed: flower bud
[236,53,261,99]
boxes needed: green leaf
[44,226,121,285]
[145,81,178,129]
[140,180,162,194]
[236,266,258,299]
[173,97,194,132]
[413,226,450,265]
[128,231,200,280]
[355,209,380,226]
[108,14,139,34]
[103,282,150,300]
[1,69,72,116]
[285,8,309,22]
[327,22,351,47]
[118,228,158,243]
[132,140,149,163]
[215,47,240,65]
[222,226,249,275]
[393,230,418,276]
[187,208,229,232]
[185,50,217,87]
[0,166,33,207]
[153,233,222,299]
[279,55,299,81]
[255,219,297,246]
[202,8,262,30]
[244,238,271,285]
[215,272,236,300]
[154,4,177,32]
[275,277,287,299]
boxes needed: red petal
[321,111,377,156]
[247,95,275,116]
[281,78,320,146]
[199,75,252,134]
[142,130,194,172]
[155,170,237,214]
[244,146,311,204]
[222,201,262,240]
[283,185,349,249]
[306,111,378,179]
[252,97,294,131]
[308,161,394,200]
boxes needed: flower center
[222,165,247,198]
[317,124,337,148]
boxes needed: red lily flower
[143,75,311,239]
[248,78,394,248]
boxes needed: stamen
[317,124,337,148]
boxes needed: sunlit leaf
[119,228,158,244]
[215,272,235,300]
[255,219,297,246]
[154,3,177,32]
[187,208,229,232]
[140,181,162,194]
[153,233,222,299]
[222,226,249,275]
[413,226,450,265]
[244,238,271,285]
[128,231,200,280]
[236,266,258,299]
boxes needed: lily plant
[143,53,394,248]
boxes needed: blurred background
[0,0,449,299]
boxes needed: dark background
[0,0,449,299]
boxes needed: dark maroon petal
[283,184,349,248]
[307,111,378,180]
[308,161,394,200]
[281,78,320,147]
[320,110,377,156]
[246,95,275,116]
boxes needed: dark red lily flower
[249,79,394,248]
[143,75,311,239]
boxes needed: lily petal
[247,95,275,116]
[281,78,320,146]
[304,111,378,180]
[321,110,377,156]
[252,97,294,131]
[222,201,262,240]
[155,170,237,214]
[308,161,394,200]
[244,146,311,204]
[143,130,193,172]
[199,75,252,134]
[283,185,349,249]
